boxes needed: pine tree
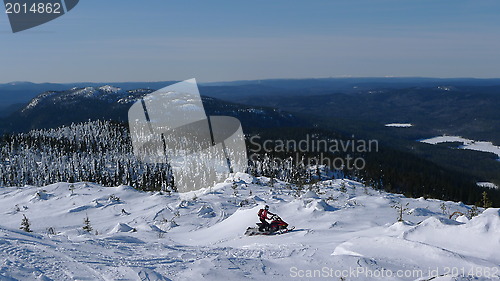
[47,227,56,235]
[83,216,93,233]
[467,205,479,219]
[269,172,275,188]
[232,180,239,197]
[481,191,492,208]
[440,202,448,215]
[392,202,409,222]
[339,181,347,193]
[20,214,32,232]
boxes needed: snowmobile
[245,214,294,236]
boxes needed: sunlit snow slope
[0,173,499,280]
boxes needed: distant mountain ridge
[0,85,307,134]
[3,77,500,113]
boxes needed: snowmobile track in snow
[0,234,105,280]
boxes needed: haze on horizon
[1,0,499,83]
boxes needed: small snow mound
[410,207,439,216]
[388,221,413,231]
[136,268,172,281]
[104,235,144,244]
[231,172,256,184]
[197,205,216,218]
[419,216,461,227]
[68,205,93,213]
[302,190,320,199]
[116,185,135,191]
[481,207,500,217]
[301,197,336,212]
[31,191,53,201]
[92,200,103,208]
[456,215,469,223]
[332,242,363,257]
[249,195,265,202]
[311,199,336,212]
[148,224,165,233]
[466,208,500,233]
[111,223,136,233]
[168,220,179,228]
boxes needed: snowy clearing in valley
[420,136,500,160]
[385,123,413,128]
[477,182,500,190]
[0,174,499,280]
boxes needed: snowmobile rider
[258,205,274,231]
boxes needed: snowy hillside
[0,174,499,280]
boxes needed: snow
[477,182,500,189]
[385,123,413,128]
[98,85,122,93]
[0,176,499,280]
[244,108,265,114]
[110,223,137,233]
[22,91,58,112]
[421,136,474,145]
[420,135,500,160]
[437,86,455,91]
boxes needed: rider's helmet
[264,205,269,210]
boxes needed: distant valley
[1,78,499,205]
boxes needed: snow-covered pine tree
[20,214,32,232]
[83,216,93,233]
[392,202,409,222]
[0,121,175,192]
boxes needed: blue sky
[1,0,499,83]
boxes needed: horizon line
[4,76,500,86]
